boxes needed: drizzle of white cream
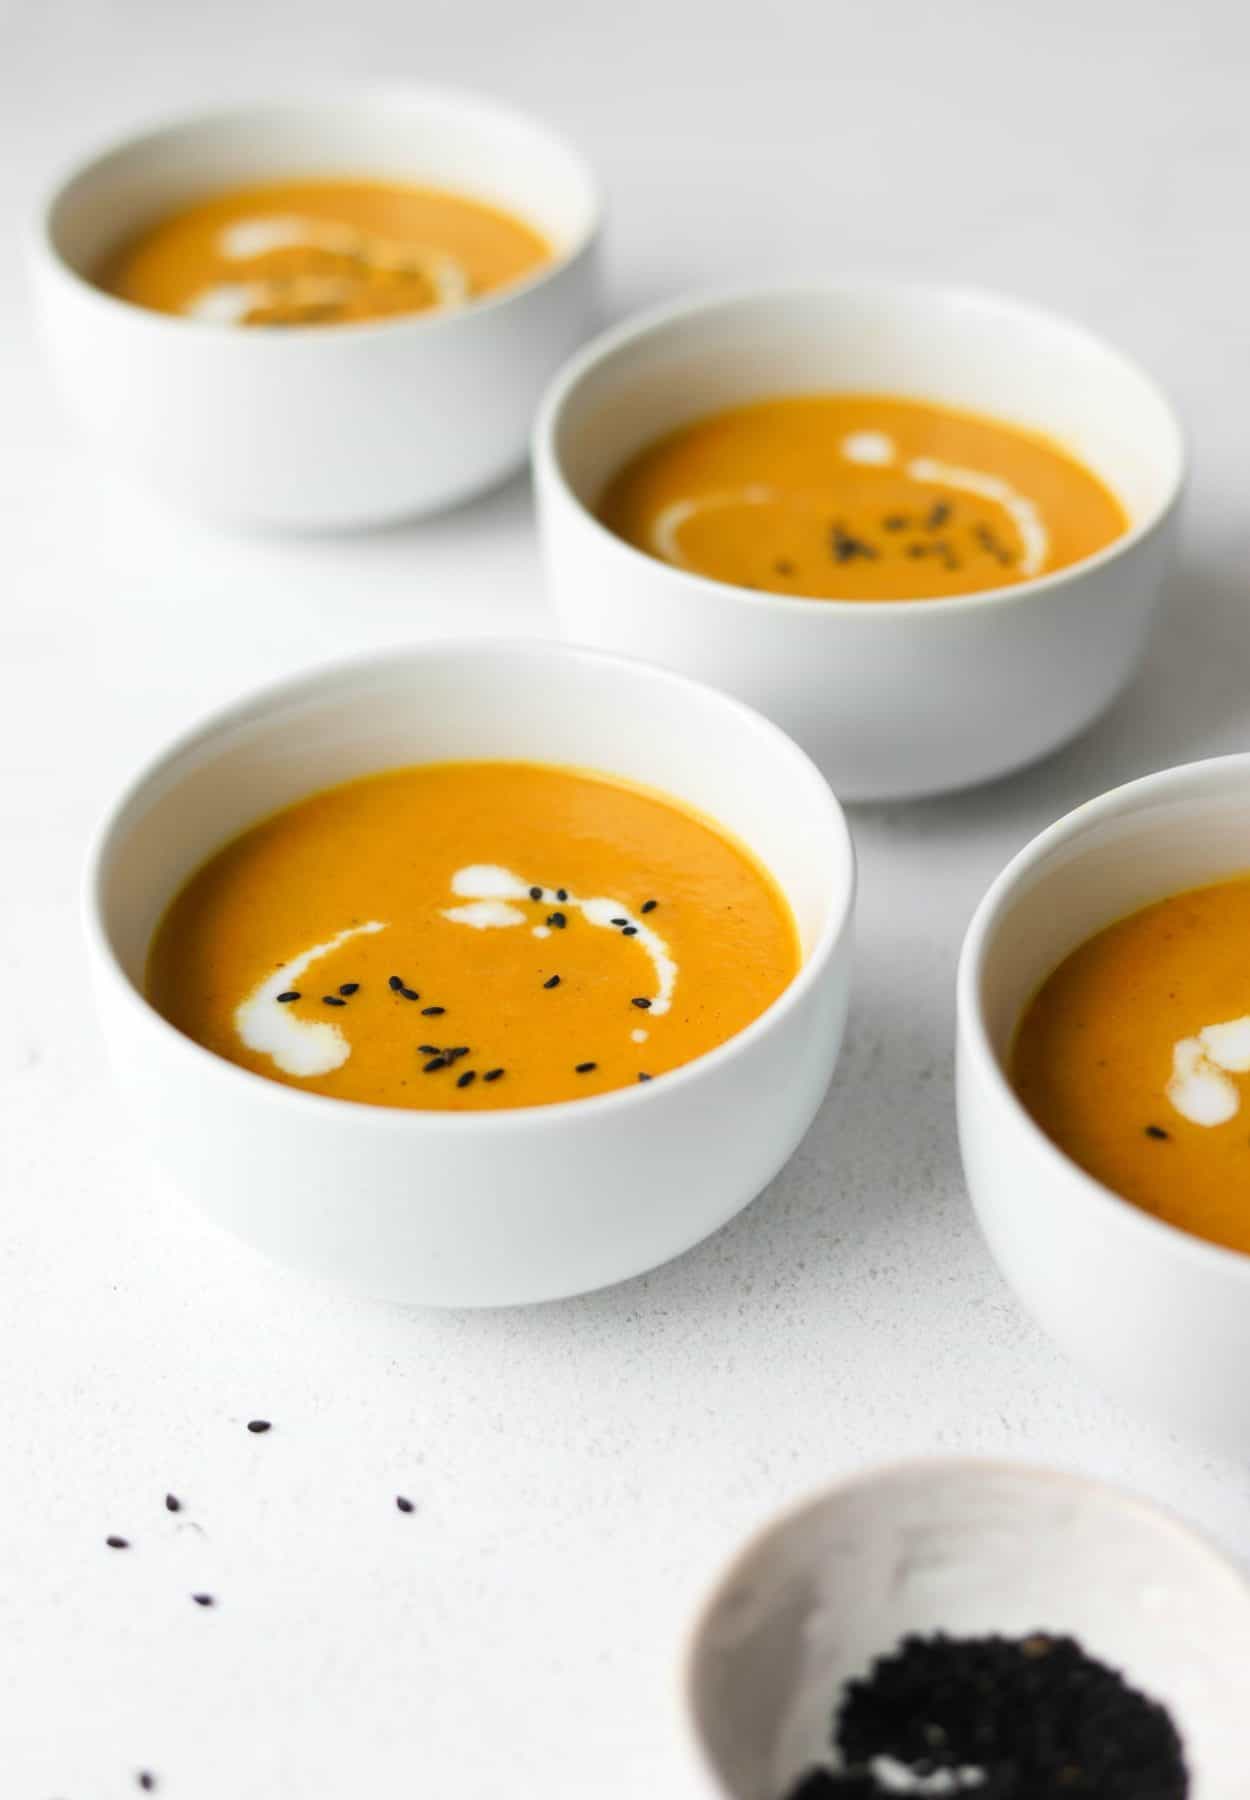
[234,920,386,1078]
[183,215,472,324]
[866,1759,984,1795]
[443,866,677,1016]
[1167,1013,1250,1126]
[841,430,896,466]
[442,900,527,930]
[906,456,1048,576]
[651,485,776,567]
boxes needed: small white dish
[32,89,601,528]
[683,1458,1250,1800]
[958,754,1250,1453]
[85,639,854,1307]
[534,282,1184,801]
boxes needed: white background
[4,0,1250,1794]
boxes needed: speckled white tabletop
[4,1,1250,1794]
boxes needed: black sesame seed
[423,1057,448,1073]
[882,513,909,531]
[445,1046,470,1062]
[322,994,347,1006]
[529,886,543,900]
[421,1005,445,1016]
[106,1535,129,1549]
[164,1494,181,1513]
[610,917,628,926]
[641,900,658,913]
[556,888,569,902]
[137,1774,157,1792]
[418,1044,441,1055]
[575,1062,597,1074]
[925,500,952,530]
[388,975,404,991]
[191,1593,215,1607]
[622,925,638,936]
[1146,1124,1170,1140]
[631,997,652,1010]
[638,1072,652,1082]
[906,543,929,558]
[773,558,795,576]
[457,1070,477,1089]
[399,986,420,1002]
[276,990,300,1003]
[483,1068,505,1082]
[544,974,561,989]
[338,982,359,996]
[548,912,566,929]
[246,1419,271,1434]
[396,1495,415,1513]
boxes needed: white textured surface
[3,1,1250,1794]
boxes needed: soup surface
[1013,874,1250,1254]
[598,393,1127,602]
[96,178,552,327]
[147,761,799,1110]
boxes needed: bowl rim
[533,276,1187,621]
[957,750,1250,1282]
[84,634,856,1134]
[32,83,603,344]
[679,1451,1250,1794]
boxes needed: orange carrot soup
[146,762,799,1110]
[1013,874,1250,1254]
[95,178,552,327]
[598,394,1127,602]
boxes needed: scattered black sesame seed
[106,1535,129,1549]
[483,1068,505,1082]
[529,886,543,900]
[191,1593,215,1607]
[399,986,420,1002]
[445,1047,470,1062]
[276,990,300,1003]
[164,1494,181,1513]
[641,899,658,914]
[906,543,929,558]
[322,994,347,1007]
[548,912,567,929]
[137,1774,157,1792]
[773,558,796,576]
[338,982,359,996]
[388,975,404,991]
[622,925,638,936]
[556,888,569,902]
[418,1044,441,1055]
[638,1072,652,1082]
[830,522,879,563]
[246,1419,271,1434]
[396,1495,415,1513]
[421,1005,445,1016]
[544,974,561,989]
[1146,1124,1170,1140]
[925,500,952,530]
[610,917,628,926]
[457,1070,477,1089]
[423,1057,448,1073]
[631,997,652,1010]
[575,1062,598,1074]
[882,514,909,531]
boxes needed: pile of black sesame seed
[784,1632,1187,1798]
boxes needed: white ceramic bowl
[534,282,1184,801]
[684,1458,1250,1800]
[85,639,854,1307]
[32,90,600,528]
[958,754,1250,1453]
